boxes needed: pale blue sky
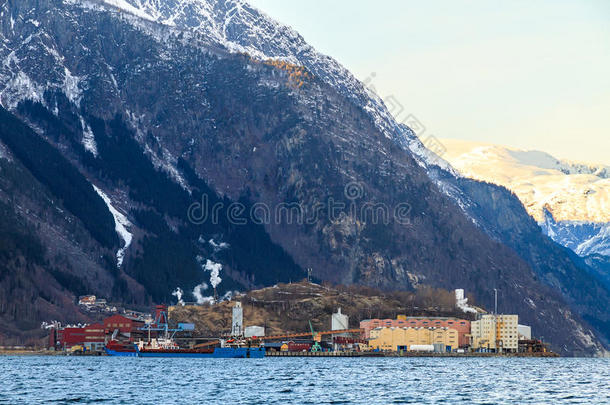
[249,0,610,164]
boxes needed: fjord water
[0,356,608,404]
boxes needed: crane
[309,321,322,352]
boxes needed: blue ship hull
[104,347,138,357]
[135,347,265,358]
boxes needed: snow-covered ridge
[64,0,417,151]
[61,0,457,217]
[541,209,610,257]
[100,0,156,21]
[440,139,609,258]
[439,139,609,223]
[2,0,442,182]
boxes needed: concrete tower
[332,308,349,332]
[232,302,243,336]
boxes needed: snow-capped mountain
[439,138,610,293]
[438,139,609,258]
[541,210,610,258]
[438,139,609,222]
[0,0,608,355]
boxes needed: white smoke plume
[455,289,477,313]
[220,290,239,301]
[208,238,230,252]
[192,257,224,304]
[192,282,209,304]
[172,287,185,306]
[194,290,238,306]
[204,259,222,288]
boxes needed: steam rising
[208,238,229,252]
[455,289,477,313]
[196,256,222,289]
[204,259,222,288]
[191,256,224,304]
[192,282,209,304]
[172,287,185,306]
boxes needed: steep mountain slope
[0,0,608,355]
[0,126,113,344]
[584,254,610,290]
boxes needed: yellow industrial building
[470,314,519,352]
[368,327,459,351]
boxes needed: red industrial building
[82,323,106,351]
[103,314,145,337]
[51,322,105,351]
[50,314,147,351]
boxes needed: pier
[265,350,559,358]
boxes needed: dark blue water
[0,356,608,404]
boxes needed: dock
[266,350,376,357]
[265,351,559,358]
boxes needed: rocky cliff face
[0,0,608,355]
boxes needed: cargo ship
[104,340,138,357]
[104,304,264,358]
[135,345,265,358]
[104,338,265,358]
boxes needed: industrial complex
[43,287,552,357]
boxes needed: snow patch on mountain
[0,141,11,161]
[92,184,132,267]
[123,108,190,191]
[577,224,610,257]
[0,71,44,109]
[208,238,229,252]
[62,67,83,107]
[79,116,98,156]
[399,126,459,176]
[0,25,84,111]
[100,0,156,21]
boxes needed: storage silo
[332,308,349,331]
[232,302,243,336]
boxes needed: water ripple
[0,356,608,404]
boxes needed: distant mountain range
[439,139,610,287]
[0,0,608,355]
[439,139,609,223]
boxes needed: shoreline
[266,351,560,358]
[1,350,559,358]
